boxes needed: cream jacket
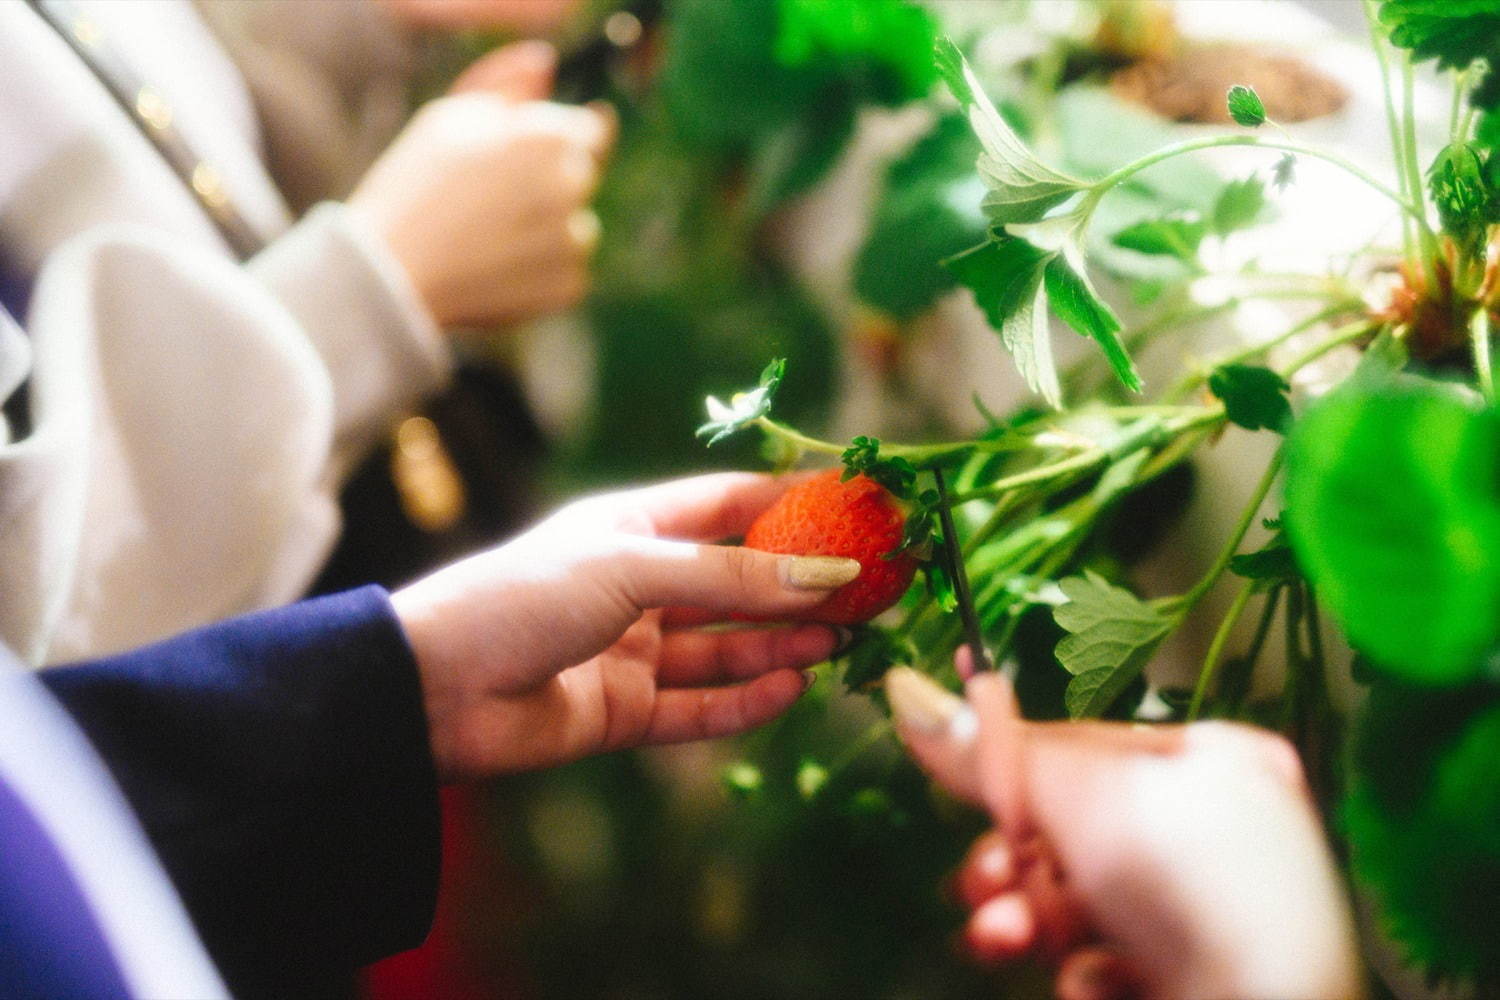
[0,0,448,666]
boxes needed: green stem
[1277,319,1379,379]
[1363,0,1415,259]
[947,447,1108,505]
[1086,135,1422,223]
[1401,56,1443,288]
[1187,578,1255,721]
[1473,308,1494,404]
[1162,301,1363,403]
[1177,448,1283,610]
[1450,67,1467,141]
[755,419,1040,465]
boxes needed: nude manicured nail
[779,556,861,591]
[887,666,973,737]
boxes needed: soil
[1110,42,1347,124]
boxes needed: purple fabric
[0,775,131,999]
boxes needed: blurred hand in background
[889,664,1363,1000]
[378,0,582,34]
[349,39,614,328]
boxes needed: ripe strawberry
[744,469,919,625]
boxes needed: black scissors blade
[931,468,993,673]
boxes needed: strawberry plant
[695,1,1500,990]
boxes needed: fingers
[656,624,841,687]
[641,668,808,745]
[380,0,581,33]
[613,536,859,618]
[887,666,983,805]
[964,892,1035,965]
[970,673,1031,839]
[583,471,816,539]
[1056,948,1139,1000]
[954,830,1016,908]
[448,40,557,99]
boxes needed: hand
[887,662,1363,1000]
[348,41,614,328]
[377,0,581,34]
[391,473,861,780]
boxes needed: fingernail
[886,666,971,737]
[801,670,818,693]
[830,626,855,656]
[780,555,861,591]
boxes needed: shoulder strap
[23,0,266,260]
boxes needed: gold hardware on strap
[390,415,467,533]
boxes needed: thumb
[448,40,557,99]
[613,538,860,619]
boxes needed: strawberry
[744,469,919,625]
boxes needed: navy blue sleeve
[38,586,440,996]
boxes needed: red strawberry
[744,469,919,625]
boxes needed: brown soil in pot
[1110,42,1347,124]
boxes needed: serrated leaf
[1110,213,1207,261]
[1064,666,1141,718]
[1053,572,1171,717]
[1227,84,1267,127]
[1208,364,1293,433]
[1043,251,1143,393]
[1211,175,1267,235]
[945,236,1061,406]
[1284,378,1500,683]
[934,37,1086,224]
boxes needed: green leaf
[840,435,918,498]
[1344,684,1500,979]
[697,358,786,446]
[1053,571,1171,718]
[1065,667,1135,719]
[1284,379,1500,683]
[934,37,1087,224]
[853,114,988,318]
[1380,0,1500,111]
[1226,84,1267,127]
[1208,364,1293,433]
[945,236,1061,405]
[1110,213,1207,261]
[837,626,912,693]
[1210,175,1267,235]
[776,0,938,104]
[1428,142,1496,258]
[1229,531,1300,590]
[1043,253,1143,393]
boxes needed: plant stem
[1401,56,1443,290]
[1178,448,1283,610]
[1473,307,1494,404]
[1278,319,1379,378]
[1363,0,1416,259]
[754,418,1036,463]
[1162,300,1363,403]
[1087,135,1422,223]
[1187,578,1255,720]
